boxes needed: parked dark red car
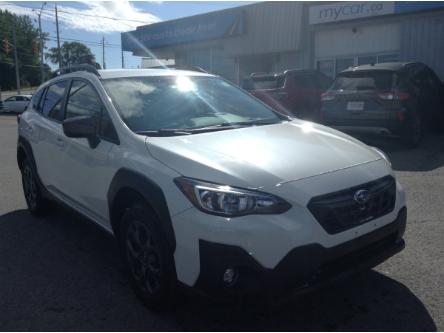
[242,69,333,122]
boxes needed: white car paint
[2,95,31,113]
[18,69,406,289]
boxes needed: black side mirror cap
[63,115,100,148]
[63,115,97,138]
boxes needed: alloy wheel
[126,219,162,295]
[22,165,37,210]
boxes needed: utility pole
[12,27,21,94]
[55,4,62,69]
[102,36,106,69]
[34,2,47,83]
[121,48,124,69]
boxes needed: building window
[378,53,399,63]
[335,58,354,75]
[358,55,377,66]
[317,60,334,78]
[186,49,211,72]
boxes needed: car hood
[144,120,381,189]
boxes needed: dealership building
[122,1,444,83]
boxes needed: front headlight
[371,147,391,167]
[174,177,291,217]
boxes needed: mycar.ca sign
[122,9,244,52]
[309,2,394,24]
[309,1,444,25]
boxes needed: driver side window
[66,80,101,119]
[66,80,118,143]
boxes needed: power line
[46,36,121,47]
[2,3,151,24]
[56,8,146,24]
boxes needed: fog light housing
[223,268,238,286]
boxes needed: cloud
[0,1,160,33]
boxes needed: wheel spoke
[23,166,37,208]
[126,218,163,296]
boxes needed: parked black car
[320,62,444,147]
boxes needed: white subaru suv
[17,65,407,308]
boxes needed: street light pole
[121,48,124,69]
[12,27,21,94]
[55,4,62,70]
[102,36,106,69]
[33,2,47,83]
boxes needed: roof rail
[56,64,100,77]
[149,64,208,73]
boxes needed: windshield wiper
[135,129,193,137]
[189,119,283,132]
[135,119,284,137]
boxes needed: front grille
[308,175,396,234]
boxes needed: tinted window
[66,80,101,119]
[5,96,16,102]
[42,81,68,121]
[100,109,118,142]
[332,71,399,92]
[37,88,47,112]
[31,89,44,111]
[293,75,315,89]
[66,80,118,143]
[409,66,433,91]
[103,76,283,133]
[423,67,442,90]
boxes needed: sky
[0,1,255,69]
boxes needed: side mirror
[63,115,100,148]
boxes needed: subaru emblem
[354,189,370,205]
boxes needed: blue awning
[122,8,245,52]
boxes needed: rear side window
[331,71,398,92]
[30,89,44,111]
[293,75,315,89]
[42,81,68,121]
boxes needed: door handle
[56,137,65,148]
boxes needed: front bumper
[194,207,406,298]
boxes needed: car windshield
[331,71,399,92]
[102,76,285,135]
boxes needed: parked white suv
[17,66,407,309]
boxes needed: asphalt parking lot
[0,114,443,331]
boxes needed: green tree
[46,41,97,68]
[0,9,48,90]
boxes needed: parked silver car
[1,95,32,113]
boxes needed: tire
[21,157,50,216]
[120,203,177,310]
[402,113,423,148]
